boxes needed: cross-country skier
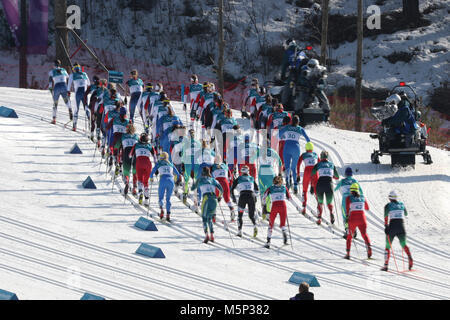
[344,183,372,259]
[150,152,181,221]
[157,106,183,155]
[242,78,259,121]
[280,115,310,193]
[257,94,273,130]
[258,147,283,220]
[126,69,144,123]
[121,123,138,196]
[263,175,291,248]
[311,150,339,225]
[297,141,319,214]
[48,59,72,124]
[181,129,202,204]
[191,167,223,243]
[230,165,260,237]
[106,106,129,175]
[135,83,153,133]
[93,79,109,147]
[67,63,90,131]
[129,132,153,206]
[334,167,363,238]
[382,190,413,271]
[211,155,236,221]
[237,134,259,180]
[83,75,101,140]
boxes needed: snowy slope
[0,87,449,300]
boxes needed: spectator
[290,282,314,300]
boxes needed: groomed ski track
[0,87,449,300]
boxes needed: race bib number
[159,165,173,175]
[200,184,216,195]
[304,158,316,167]
[113,124,127,133]
[389,209,404,220]
[213,169,227,178]
[238,182,253,192]
[318,167,333,177]
[350,201,364,212]
[285,131,300,141]
[129,84,143,94]
[136,148,150,157]
[122,139,136,148]
[271,192,285,202]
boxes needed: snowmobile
[265,79,328,127]
[265,46,328,126]
[369,82,432,167]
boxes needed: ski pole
[285,211,294,251]
[219,200,235,248]
[333,193,340,228]
[147,179,154,218]
[387,235,399,272]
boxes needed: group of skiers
[47,59,413,272]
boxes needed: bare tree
[218,0,225,95]
[55,0,69,71]
[402,0,420,26]
[320,0,329,66]
[355,0,363,131]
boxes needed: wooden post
[55,0,69,71]
[19,0,27,88]
[320,0,329,66]
[355,0,363,132]
[217,0,225,96]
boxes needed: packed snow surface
[0,87,449,300]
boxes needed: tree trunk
[218,0,225,96]
[55,0,69,71]
[403,0,420,26]
[320,0,329,66]
[19,0,27,88]
[355,0,363,132]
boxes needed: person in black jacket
[290,282,314,300]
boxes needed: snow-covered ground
[0,87,449,300]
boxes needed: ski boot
[381,265,388,272]
[344,252,350,260]
[301,206,306,215]
[51,117,56,124]
[101,147,106,158]
[230,210,236,222]
[144,197,149,207]
[108,155,113,168]
[182,193,188,205]
[132,186,137,196]
[114,165,120,177]
[159,207,164,219]
[408,257,413,270]
[203,234,209,244]
[166,213,171,222]
[124,183,129,196]
[236,229,242,237]
[68,109,73,121]
[366,243,372,259]
[330,213,335,225]
[210,233,214,242]
[138,193,144,205]
[282,230,288,245]
[72,126,76,132]
[316,216,322,225]
[253,226,258,238]
[264,238,271,249]
[293,185,298,195]
[310,186,314,195]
